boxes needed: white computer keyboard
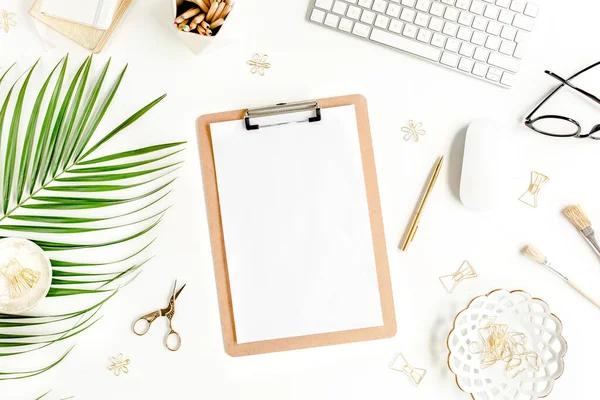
[307,0,539,88]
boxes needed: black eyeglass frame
[524,61,600,140]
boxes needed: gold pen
[400,155,444,251]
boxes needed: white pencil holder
[172,0,235,55]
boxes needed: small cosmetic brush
[522,244,600,310]
[563,204,600,259]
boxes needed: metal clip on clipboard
[244,100,322,130]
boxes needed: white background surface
[2,0,600,398]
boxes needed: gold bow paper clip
[439,261,477,293]
[390,353,427,387]
[0,259,40,299]
[248,54,271,76]
[519,171,549,208]
[0,10,17,34]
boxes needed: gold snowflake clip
[519,171,549,208]
[248,54,271,76]
[402,120,426,142]
[0,10,17,34]
[390,353,427,387]
[439,260,477,293]
[108,353,130,376]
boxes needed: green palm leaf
[0,56,183,379]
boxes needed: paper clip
[439,261,477,293]
[390,353,427,387]
[519,171,549,208]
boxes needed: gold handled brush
[563,204,600,260]
[522,244,600,310]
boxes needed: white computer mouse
[459,119,507,211]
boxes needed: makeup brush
[522,244,600,310]
[563,204,600,259]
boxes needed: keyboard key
[524,2,539,17]
[431,32,447,47]
[358,0,373,7]
[456,0,471,10]
[415,12,430,26]
[375,14,390,28]
[458,11,474,26]
[325,13,341,27]
[495,0,510,7]
[441,51,460,67]
[430,2,446,16]
[485,36,501,50]
[389,19,404,32]
[442,22,459,36]
[457,26,473,40]
[441,0,455,4]
[459,42,475,56]
[386,3,402,17]
[515,29,528,42]
[458,57,474,72]
[416,0,432,11]
[514,42,526,58]
[486,20,502,35]
[333,1,348,15]
[486,67,503,81]
[361,10,376,24]
[488,52,519,72]
[353,22,371,37]
[403,23,418,38]
[370,28,442,60]
[509,0,526,12]
[402,0,417,6]
[347,0,358,3]
[347,5,362,19]
[373,0,388,12]
[401,8,417,22]
[444,7,460,21]
[429,17,444,31]
[483,5,500,19]
[512,14,535,31]
[472,62,488,76]
[339,17,354,31]
[470,0,485,14]
[445,37,461,52]
[473,47,490,60]
[471,31,487,45]
[499,40,516,55]
[315,0,334,10]
[472,16,488,30]
[500,25,517,40]
[311,8,326,23]
[501,71,516,86]
[417,28,433,42]
[498,9,514,23]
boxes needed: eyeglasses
[525,61,600,139]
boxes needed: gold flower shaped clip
[248,54,271,76]
[0,10,16,33]
[108,353,130,376]
[402,120,426,142]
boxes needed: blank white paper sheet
[210,105,383,344]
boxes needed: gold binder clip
[519,171,549,208]
[0,259,40,299]
[439,261,477,294]
[390,353,427,387]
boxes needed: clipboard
[197,94,396,356]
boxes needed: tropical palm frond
[0,56,184,379]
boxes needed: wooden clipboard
[197,94,396,356]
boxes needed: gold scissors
[133,280,186,351]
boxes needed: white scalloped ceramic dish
[447,289,567,400]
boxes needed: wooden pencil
[206,1,219,22]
